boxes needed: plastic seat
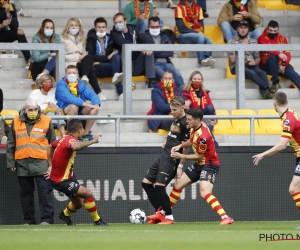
[149,129,169,136]
[258,109,282,134]
[213,110,239,135]
[98,75,146,83]
[265,0,300,10]
[231,109,266,134]
[0,110,19,126]
[204,26,225,44]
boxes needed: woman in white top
[60,17,106,101]
[28,74,66,137]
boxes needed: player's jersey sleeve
[181,123,190,142]
[67,137,78,148]
[196,135,208,154]
[281,112,296,139]
[51,139,59,149]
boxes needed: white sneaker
[25,61,30,70]
[81,75,89,84]
[118,93,123,101]
[98,92,107,101]
[167,0,176,8]
[200,57,215,68]
[112,72,123,84]
[17,8,32,18]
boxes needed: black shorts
[294,157,300,177]
[144,154,179,185]
[184,162,220,184]
[50,175,80,198]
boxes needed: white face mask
[96,31,106,38]
[69,28,79,36]
[149,28,160,37]
[67,74,77,82]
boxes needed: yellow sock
[63,201,77,216]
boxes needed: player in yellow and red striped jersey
[253,92,300,229]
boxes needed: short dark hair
[268,20,279,29]
[274,91,287,106]
[94,17,107,27]
[148,16,160,25]
[186,108,203,121]
[68,119,83,133]
[66,65,78,72]
[113,13,127,22]
[162,70,174,78]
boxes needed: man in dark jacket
[110,13,156,88]
[145,16,184,86]
[86,17,124,100]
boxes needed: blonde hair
[61,17,86,45]
[182,70,205,91]
[37,74,53,88]
[170,96,185,107]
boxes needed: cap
[237,20,249,28]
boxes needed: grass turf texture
[1,222,300,250]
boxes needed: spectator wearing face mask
[30,19,61,84]
[61,17,106,101]
[258,20,300,91]
[147,70,184,131]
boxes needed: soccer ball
[129,208,147,224]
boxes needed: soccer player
[142,96,189,224]
[170,108,234,225]
[253,92,300,229]
[46,119,107,226]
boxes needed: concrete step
[0,68,28,79]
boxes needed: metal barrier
[0,114,280,146]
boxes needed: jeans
[44,56,56,78]
[155,62,184,86]
[46,111,66,129]
[177,32,212,61]
[136,19,148,33]
[231,64,269,94]
[262,54,300,88]
[221,21,262,42]
[132,53,156,79]
[95,54,123,95]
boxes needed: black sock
[155,185,172,216]
[141,182,161,211]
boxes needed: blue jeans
[177,32,212,61]
[220,21,262,42]
[155,62,184,86]
[46,111,66,128]
[44,56,56,79]
[136,20,148,33]
[95,54,123,95]
[203,104,218,147]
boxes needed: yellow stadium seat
[213,110,240,135]
[98,75,146,83]
[226,59,235,79]
[231,109,266,134]
[204,26,225,44]
[265,0,300,10]
[256,0,268,8]
[258,109,282,134]
[0,110,19,126]
[149,129,169,136]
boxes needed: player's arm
[45,144,55,179]
[71,133,102,151]
[171,139,192,153]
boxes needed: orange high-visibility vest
[14,114,51,160]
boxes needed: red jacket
[182,88,215,112]
[258,27,291,67]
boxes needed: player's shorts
[50,175,80,198]
[184,162,220,184]
[144,154,179,185]
[294,157,300,177]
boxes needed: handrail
[0,114,280,147]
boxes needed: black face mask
[268,32,278,39]
[238,32,248,39]
[140,0,146,2]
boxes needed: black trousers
[31,60,47,81]
[0,30,30,62]
[76,54,101,94]
[18,175,54,224]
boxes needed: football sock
[169,187,182,207]
[84,197,100,221]
[141,182,161,211]
[203,193,227,218]
[155,185,172,216]
[63,201,78,216]
[292,191,300,211]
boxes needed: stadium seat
[265,0,300,10]
[258,109,282,134]
[213,110,239,135]
[149,129,169,136]
[97,75,146,83]
[204,26,225,45]
[231,109,266,134]
[0,110,19,126]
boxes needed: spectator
[124,0,159,33]
[174,0,215,67]
[6,98,55,225]
[217,0,261,42]
[86,17,123,101]
[7,0,31,17]
[55,65,101,141]
[30,19,60,83]
[28,74,66,137]
[258,20,300,91]
[148,0,177,9]
[110,13,157,88]
[145,16,184,86]
[228,20,274,99]
[0,2,30,67]
[182,70,218,145]
[147,70,183,131]
[61,17,106,101]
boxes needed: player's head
[170,96,185,119]
[186,108,203,129]
[273,91,288,112]
[68,119,84,139]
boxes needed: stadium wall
[0,146,298,225]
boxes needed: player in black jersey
[142,96,190,224]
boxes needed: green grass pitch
[1,222,300,250]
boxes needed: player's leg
[289,175,300,212]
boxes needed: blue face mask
[241,0,247,5]
[187,0,194,2]
[44,29,53,37]
[115,23,125,32]
[67,74,77,82]
[69,28,79,36]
